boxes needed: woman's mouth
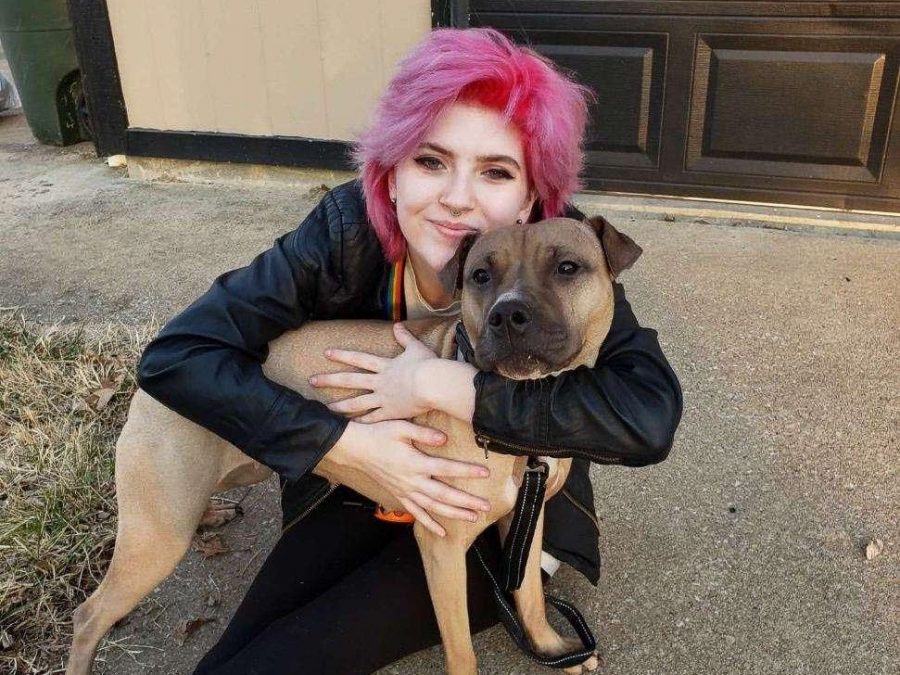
[430,220,477,240]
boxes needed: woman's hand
[310,323,437,423]
[326,420,492,537]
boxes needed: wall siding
[106,0,431,140]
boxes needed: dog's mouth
[474,324,577,380]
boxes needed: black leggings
[192,486,505,675]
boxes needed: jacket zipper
[474,433,624,465]
[562,487,601,534]
[281,482,339,535]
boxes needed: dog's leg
[66,522,194,675]
[415,523,480,675]
[508,508,601,674]
[67,434,215,675]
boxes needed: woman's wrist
[328,421,364,469]
[418,359,478,422]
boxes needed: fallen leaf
[306,183,331,198]
[175,616,214,646]
[198,504,242,530]
[71,396,92,413]
[91,374,125,410]
[663,214,676,222]
[192,534,229,559]
[93,387,117,410]
[865,538,884,560]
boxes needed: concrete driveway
[1,110,897,675]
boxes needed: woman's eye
[485,168,513,180]
[415,156,444,171]
[557,261,580,276]
[472,268,491,284]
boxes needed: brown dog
[66,216,641,675]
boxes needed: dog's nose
[487,300,532,335]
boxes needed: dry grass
[0,311,156,674]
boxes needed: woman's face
[389,102,537,274]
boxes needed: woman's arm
[319,284,681,467]
[137,197,349,482]
[138,186,493,532]
[469,283,682,466]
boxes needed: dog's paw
[562,649,602,674]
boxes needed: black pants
[192,486,505,675]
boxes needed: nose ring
[450,208,462,218]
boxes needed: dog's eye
[557,261,580,276]
[472,268,491,284]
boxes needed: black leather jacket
[137,179,682,585]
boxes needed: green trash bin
[0,0,89,145]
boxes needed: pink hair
[353,28,593,262]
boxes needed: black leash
[473,538,597,669]
[455,321,597,668]
[501,456,549,592]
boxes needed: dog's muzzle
[476,299,574,378]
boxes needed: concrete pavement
[1,110,897,675]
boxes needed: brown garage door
[469,1,900,212]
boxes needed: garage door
[469,1,900,212]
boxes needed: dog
[66,215,641,675]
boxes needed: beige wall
[107,0,431,140]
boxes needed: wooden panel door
[469,1,900,212]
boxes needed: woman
[137,28,682,674]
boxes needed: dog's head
[453,216,642,380]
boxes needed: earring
[390,196,396,205]
[516,218,523,225]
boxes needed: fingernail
[480,469,490,477]
[308,376,318,385]
[469,514,478,522]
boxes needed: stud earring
[516,218,524,225]
[390,196,396,204]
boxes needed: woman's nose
[440,172,474,214]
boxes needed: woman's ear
[518,188,538,223]
[388,169,397,202]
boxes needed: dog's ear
[438,232,480,294]
[586,216,642,279]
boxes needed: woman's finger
[309,371,376,391]
[393,322,418,348]
[356,409,389,424]
[426,456,490,479]
[327,394,380,415]
[423,478,492,513]
[395,421,446,447]
[411,491,480,522]
[324,348,386,373]
[399,496,445,537]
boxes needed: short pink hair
[353,28,593,262]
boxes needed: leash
[370,315,600,669]
[500,456,549,592]
[473,537,597,668]
[457,321,598,668]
